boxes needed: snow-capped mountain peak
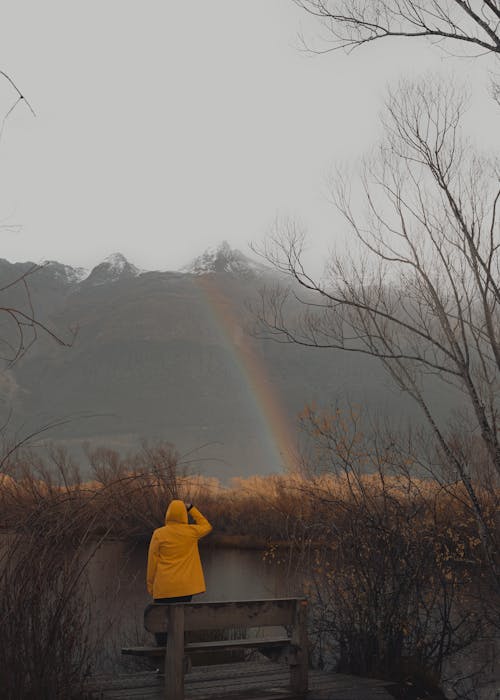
[184,241,269,276]
[102,252,133,271]
[44,260,89,283]
[84,253,141,285]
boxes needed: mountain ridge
[3,242,271,288]
[0,244,455,479]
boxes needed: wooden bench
[122,597,309,700]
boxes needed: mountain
[183,241,270,276]
[82,253,141,286]
[44,261,88,284]
[0,245,453,480]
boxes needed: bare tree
[0,68,75,463]
[256,77,499,584]
[294,1,500,55]
[0,71,73,369]
[0,99,74,478]
[290,405,487,687]
[0,263,75,367]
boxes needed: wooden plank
[145,599,303,633]
[308,689,392,700]
[93,665,380,683]
[188,661,277,681]
[122,636,290,657]
[187,597,304,605]
[86,672,161,691]
[185,636,290,652]
[103,688,161,700]
[87,665,393,689]
[188,691,300,700]
[290,598,308,696]
[186,681,296,697]
[102,691,299,700]
[181,599,296,631]
[309,674,392,689]
[186,677,294,696]
[100,686,391,700]
[187,663,292,693]
[188,663,293,698]
[86,662,395,700]
[185,668,292,692]
[122,646,166,656]
[165,605,184,700]
[93,667,297,700]
[88,664,292,691]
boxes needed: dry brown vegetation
[0,481,102,699]
[1,439,496,554]
[1,439,497,557]
[0,430,498,696]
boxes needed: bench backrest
[144,597,306,634]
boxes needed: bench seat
[122,635,291,657]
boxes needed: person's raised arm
[146,530,159,597]
[186,503,212,539]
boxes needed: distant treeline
[0,442,496,552]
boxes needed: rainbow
[195,275,298,473]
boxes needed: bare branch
[294,0,500,55]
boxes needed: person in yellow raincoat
[147,500,212,645]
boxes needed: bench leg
[165,606,185,700]
[290,600,308,696]
[290,647,308,696]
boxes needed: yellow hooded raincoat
[146,500,212,599]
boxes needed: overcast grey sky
[0,1,497,276]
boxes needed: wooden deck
[87,660,395,700]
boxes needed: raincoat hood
[165,500,188,524]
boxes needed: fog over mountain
[0,243,454,479]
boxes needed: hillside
[0,244,447,479]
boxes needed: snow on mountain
[45,260,88,284]
[36,255,137,286]
[183,241,269,276]
[83,253,141,285]
[3,243,273,288]
[103,252,139,274]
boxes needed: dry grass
[0,499,101,698]
[0,446,496,552]
[1,441,497,692]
